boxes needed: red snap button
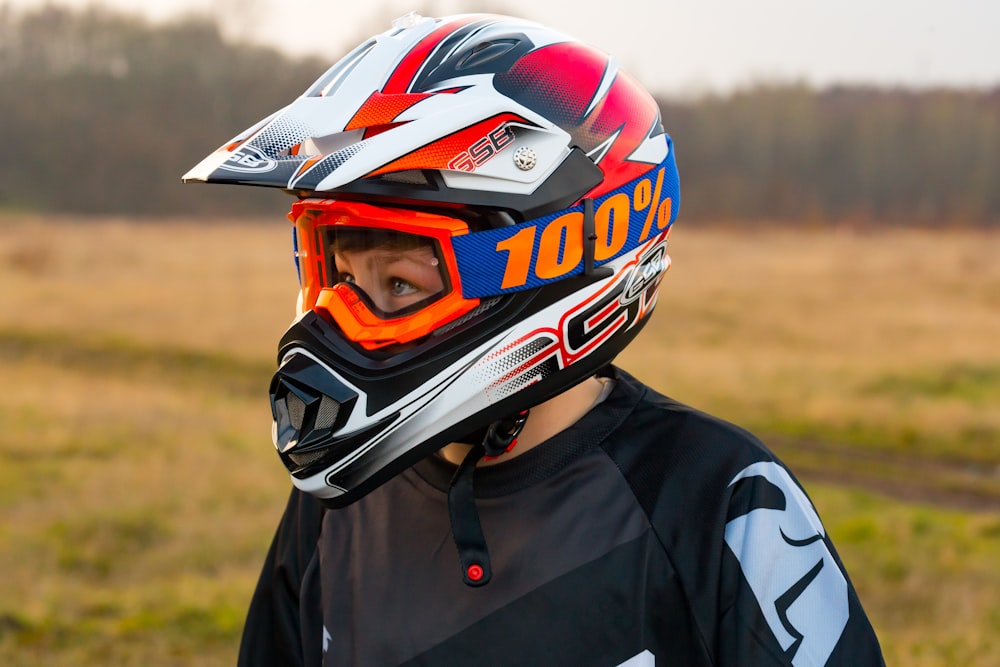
[467,564,484,581]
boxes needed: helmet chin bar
[268,310,491,506]
[270,352,359,460]
[270,348,401,488]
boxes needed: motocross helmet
[184,12,680,509]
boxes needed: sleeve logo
[724,462,849,666]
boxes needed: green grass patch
[864,363,1000,404]
[750,413,1000,467]
[115,601,244,643]
[48,511,173,579]
[0,327,273,398]
[812,484,1000,666]
[1,580,248,667]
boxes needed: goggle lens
[318,227,447,316]
[290,200,480,349]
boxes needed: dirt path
[771,436,1000,513]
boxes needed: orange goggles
[289,199,481,350]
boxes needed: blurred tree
[1,4,997,226]
[660,85,1000,226]
[0,4,325,217]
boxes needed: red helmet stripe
[345,92,434,131]
[584,69,661,182]
[383,17,482,93]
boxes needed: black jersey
[239,368,884,666]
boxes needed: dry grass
[1,215,999,665]
[0,215,297,359]
[1,216,291,665]
[621,225,1000,466]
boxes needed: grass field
[1,215,998,665]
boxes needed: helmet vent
[286,393,306,430]
[270,353,356,461]
[458,39,520,70]
[315,395,341,430]
[287,447,330,468]
[377,170,429,185]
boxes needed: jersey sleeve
[590,374,885,666]
[715,461,885,666]
[237,487,325,667]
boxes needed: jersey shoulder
[601,369,885,666]
[601,367,783,517]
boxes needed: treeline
[661,86,1000,225]
[1,5,998,225]
[0,5,325,218]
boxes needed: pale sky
[8,0,1000,95]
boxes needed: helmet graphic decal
[381,16,499,93]
[218,144,278,174]
[493,42,664,185]
[344,92,435,135]
[364,112,536,178]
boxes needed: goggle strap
[452,143,679,299]
[582,196,614,280]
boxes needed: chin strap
[447,410,529,587]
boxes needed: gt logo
[448,124,515,172]
[621,244,668,305]
[563,243,663,357]
[220,145,277,173]
[725,462,849,666]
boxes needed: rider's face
[333,243,444,313]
